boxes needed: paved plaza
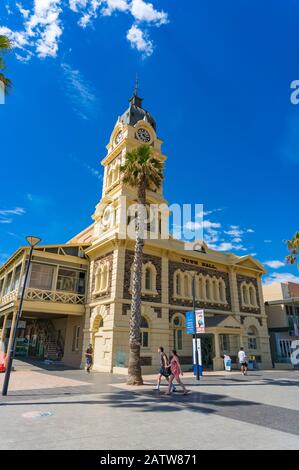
[0,360,299,450]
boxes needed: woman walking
[154,346,176,392]
[166,350,190,395]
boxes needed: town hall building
[0,92,272,372]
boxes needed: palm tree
[0,35,12,94]
[286,231,299,269]
[120,144,163,385]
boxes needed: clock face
[137,128,151,143]
[115,131,123,145]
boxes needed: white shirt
[238,350,246,363]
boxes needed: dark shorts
[86,358,92,366]
[241,362,248,367]
[159,367,170,377]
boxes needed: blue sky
[0,0,299,285]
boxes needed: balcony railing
[25,288,85,305]
[0,288,85,307]
[0,289,18,307]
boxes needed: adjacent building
[263,281,299,368]
[0,92,273,372]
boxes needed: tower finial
[134,73,139,97]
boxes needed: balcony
[0,287,86,316]
[0,289,18,308]
[25,288,85,305]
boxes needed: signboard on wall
[195,309,205,334]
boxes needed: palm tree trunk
[127,182,146,385]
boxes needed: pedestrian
[238,347,248,375]
[85,344,93,373]
[154,346,176,392]
[166,350,190,395]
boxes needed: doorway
[199,334,214,370]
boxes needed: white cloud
[126,24,153,56]
[0,1,168,58]
[209,242,247,252]
[263,272,299,286]
[130,0,168,25]
[263,260,285,269]
[247,228,255,233]
[185,220,221,231]
[0,207,26,224]
[102,0,129,16]
[61,62,98,119]
[264,239,272,243]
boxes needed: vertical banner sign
[195,309,205,333]
[192,338,203,376]
[186,311,195,334]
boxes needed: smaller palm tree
[120,144,163,385]
[0,35,12,95]
[286,231,299,269]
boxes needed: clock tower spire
[91,90,167,242]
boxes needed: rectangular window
[72,326,80,351]
[12,265,22,291]
[57,269,86,294]
[248,337,257,350]
[141,331,149,348]
[3,271,13,295]
[29,263,54,290]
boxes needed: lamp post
[192,274,200,381]
[2,236,41,396]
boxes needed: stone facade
[123,250,162,303]
[169,260,231,312]
[237,274,261,314]
[91,252,113,301]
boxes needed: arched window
[142,262,157,293]
[247,326,258,350]
[95,267,102,293]
[242,283,249,305]
[205,276,212,301]
[219,279,226,303]
[141,316,149,348]
[173,270,182,297]
[102,264,108,291]
[212,277,219,302]
[197,275,203,300]
[95,262,109,294]
[249,284,257,307]
[172,315,184,351]
[145,267,152,291]
[183,274,191,298]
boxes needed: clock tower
[91,90,168,244]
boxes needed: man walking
[238,347,248,375]
[85,344,93,373]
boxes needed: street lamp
[2,235,41,396]
[191,274,200,381]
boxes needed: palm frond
[0,35,13,52]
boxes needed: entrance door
[199,334,214,370]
